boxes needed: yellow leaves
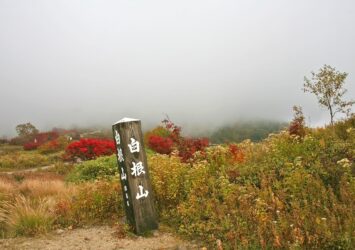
[144,124,354,249]
[319,139,326,148]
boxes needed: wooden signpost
[112,118,158,234]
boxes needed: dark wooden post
[112,118,158,234]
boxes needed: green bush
[47,162,74,176]
[66,155,118,182]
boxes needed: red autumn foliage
[64,138,115,161]
[228,144,245,163]
[35,132,59,144]
[162,119,181,143]
[177,138,209,163]
[288,106,306,137]
[148,135,174,155]
[23,131,59,150]
[147,118,209,163]
[23,142,40,150]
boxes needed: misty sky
[1,0,354,137]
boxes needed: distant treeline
[209,120,287,144]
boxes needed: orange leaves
[228,144,245,164]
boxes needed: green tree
[303,65,354,125]
[15,122,39,138]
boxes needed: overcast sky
[0,0,354,137]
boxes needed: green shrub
[66,156,118,182]
[48,162,74,176]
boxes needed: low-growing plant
[23,131,60,151]
[18,180,67,198]
[148,154,189,217]
[38,136,69,154]
[0,196,55,237]
[148,135,174,155]
[147,119,209,162]
[66,155,118,182]
[48,162,75,176]
[0,117,353,249]
[0,151,52,170]
[64,138,115,161]
[147,118,355,249]
[55,180,123,226]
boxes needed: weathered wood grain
[112,118,158,234]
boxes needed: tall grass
[0,195,55,236]
[0,174,122,238]
[18,179,69,198]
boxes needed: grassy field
[0,117,354,249]
[0,145,63,171]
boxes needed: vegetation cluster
[64,138,116,161]
[146,119,209,163]
[0,117,349,248]
[148,117,354,249]
[0,64,353,248]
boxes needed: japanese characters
[112,118,158,233]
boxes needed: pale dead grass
[0,176,77,237]
[0,195,56,236]
[0,179,15,194]
[0,175,76,199]
[18,179,70,198]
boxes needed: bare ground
[0,226,199,250]
[1,164,56,175]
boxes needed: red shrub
[147,119,209,163]
[288,106,306,137]
[64,138,115,161]
[34,132,59,145]
[23,142,40,150]
[148,135,174,155]
[177,137,209,163]
[162,119,181,143]
[23,131,60,150]
[38,137,69,154]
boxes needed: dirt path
[1,164,56,175]
[0,226,198,250]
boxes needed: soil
[0,226,198,250]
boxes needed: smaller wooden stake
[112,118,158,234]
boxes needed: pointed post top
[113,117,140,125]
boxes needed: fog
[1,0,354,137]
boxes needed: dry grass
[0,174,75,199]
[19,179,68,198]
[0,174,77,237]
[0,195,55,236]
[0,171,120,238]
[0,180,15,194]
